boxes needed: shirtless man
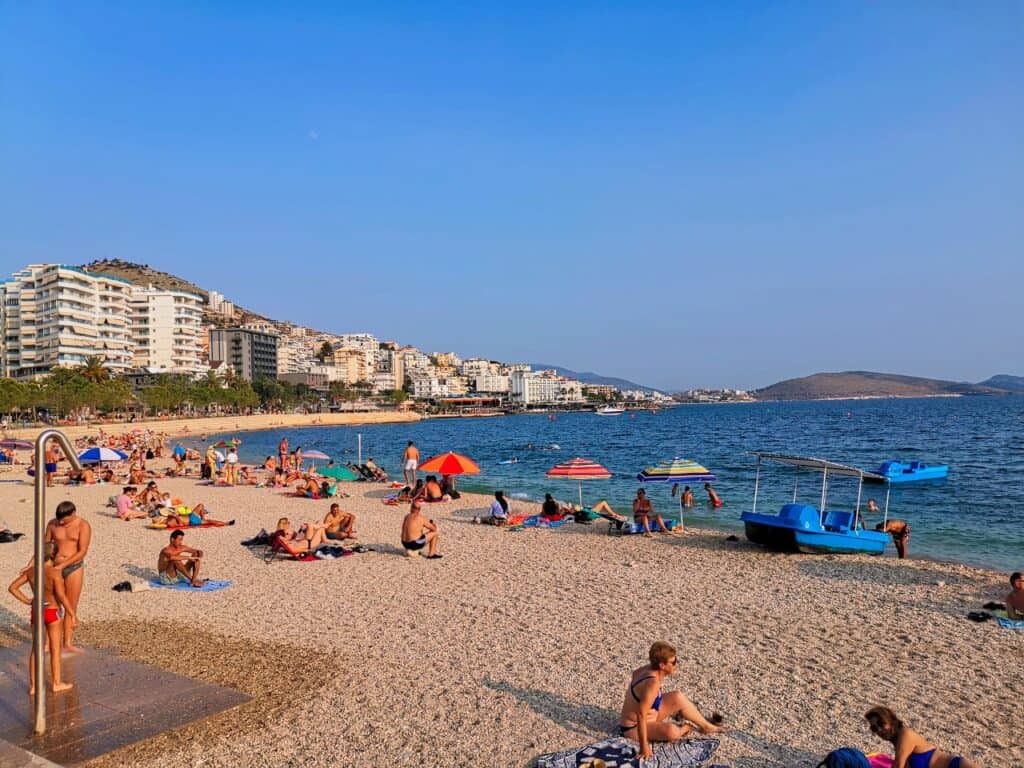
[1006,572,1024,620]
[157,530,206,587]
[402,440,420,486]
[44,442,59,487]
[876,519,911,559]
[44,501,90,653]
[324,503,356,540]
[7,541,76,694]
[704,482,722,508]
[401,500,441,559]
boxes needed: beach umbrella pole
[578,481,583,508]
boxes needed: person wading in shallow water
[876,518,911,559]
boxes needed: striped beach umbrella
[546,457,612,507]
[418,452,481,476]
[77,447,128,464]
[637,457,716,529]
[636,458,716,484]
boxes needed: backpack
[817,748,870,768]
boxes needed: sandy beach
[4,409,420,444]
[0,459,1020,767]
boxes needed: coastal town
[0,261,692,416]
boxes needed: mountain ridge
[753,370,1010,401]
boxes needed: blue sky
[2,2,1021,390]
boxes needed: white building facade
[129,286,205,375]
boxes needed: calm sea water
[204,396,1024,573]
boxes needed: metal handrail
[33,430,82,735]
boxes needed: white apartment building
[207,290,236,317]
[460,358,497,378]
[398,348,432,374]
[128,285,205,375]
[510,369,584,405]
[332,347,370,385]
[0,264,133,378]
[408,373,468,399]
[472,373,511,393]
[335,334,379,354]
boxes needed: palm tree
[79,355,109,384]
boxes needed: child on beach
[618,641,724,760]
[1005,572,1024,620]
[7,542,76,694]
[865,706,978,768]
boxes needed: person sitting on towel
[324,503,356,540]
[157,530,207,587]
[365,457,387,481]
[401,500,442,558]
[633,489,675,537]
[619,641,724,760]
[117,486,147,521]
[440,474,460,499]
[482,490,509,525]
[293,477,321,498]
[424,475,447,502]
[1006,572,1024,620]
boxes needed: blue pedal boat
[875,460,948,483]
[740,453,892,556]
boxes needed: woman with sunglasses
[865,706,978,768]
[618,641,724,760]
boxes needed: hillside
[979,374,1024,393]
[81,259,270,325]
[527,363,659,393]
[754,371,1005,401]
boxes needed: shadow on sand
[483,678,616,738]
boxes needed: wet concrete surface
[0,645,249,766]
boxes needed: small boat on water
[873,460,948,483]
[740,452,892,556]
[595,406,625,416]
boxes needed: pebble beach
[1,453,1021,767]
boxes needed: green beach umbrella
[318,465,359,481]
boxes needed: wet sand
[0,468,1020,767]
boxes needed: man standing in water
[45,501,91,653]
[402,440,420,486]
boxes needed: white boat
[595,406,625,416]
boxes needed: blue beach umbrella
[77,447,128,464]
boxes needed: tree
[385,389,408,406]
[78,355,109,384]
[316,342,334,363]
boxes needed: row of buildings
[0,263,668,406]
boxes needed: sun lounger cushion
[536,736,718,768]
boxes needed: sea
[203,395,1024,573]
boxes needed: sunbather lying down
[272,518,328,552]
[162,503,234,528]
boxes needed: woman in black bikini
[618,641,724,760]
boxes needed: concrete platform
[0,645,249,766]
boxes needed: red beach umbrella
[418,452,481,476]
[546,457,612,507]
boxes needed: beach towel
[867,754,894,768]
[994,610,1024,629]
[613,519,680,535]
[146,521,233,530]
[149,579,232,593]
[536,736,718,768]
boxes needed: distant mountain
[979,374,1024,393]
[527,364,659,393]
[754,371,1006,401]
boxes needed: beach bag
[816,748,870,768]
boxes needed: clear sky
[2,2,1021,391]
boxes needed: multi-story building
[128,285,205,375]
[510,369,583,405]
[461,358,497,378]
[331,347,369,385]
[472,373,511,394]
[208,328,278,381]
[373,343,404,393]
[0,264,133,378]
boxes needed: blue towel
[996,616,1024,630]
[149,579,232,593]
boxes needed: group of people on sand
[622,640,980,766]
[268,503,360,556]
